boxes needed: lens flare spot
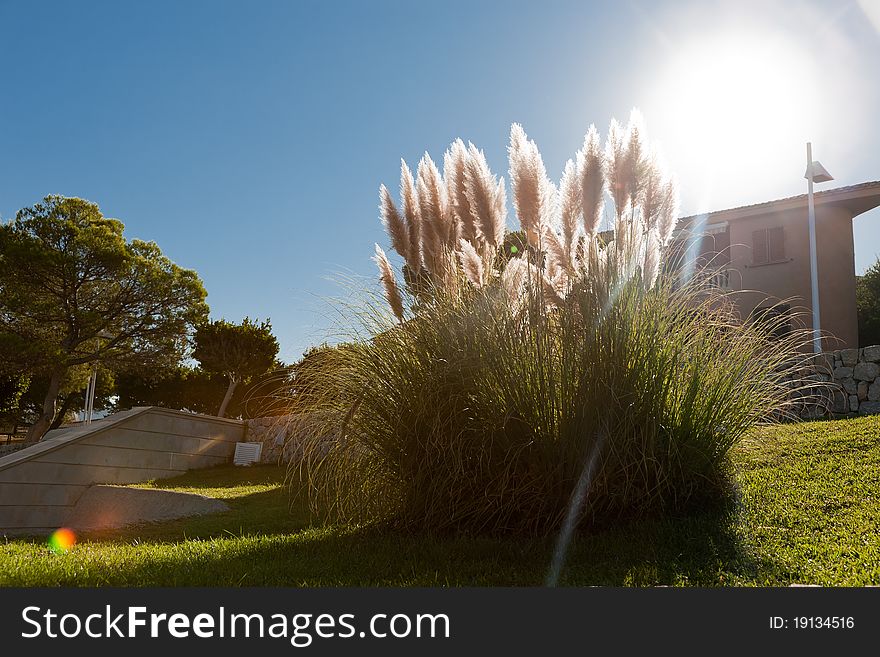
[48,528,76,554]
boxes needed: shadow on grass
[2,465,778,586]
[68,494,766,587]
[80,485,308,545]
[135,463,287,491]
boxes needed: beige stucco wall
[0,407,244,536]
[816,206,859,349]
[722,204,858,349]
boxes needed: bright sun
[648,32,825,209]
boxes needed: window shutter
[768,226,785,262]
[713,229,731,265]
[752,229,769,265]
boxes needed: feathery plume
[379,184,411,266]
[400,160,422,268]
[373,244,405,322]
[542,226,569,279]
[613,202,642,275]
[457,239,485,287]
[464,143,507,248]
[493,177,508,246]
[445,139,478,245]
[558,158,581,267]
[605,118,628,218]
[655,176,679,245]
[623,109,649,208]
[643,227,661,290]
[639,156,664,230]
[375,109,673,304]
[509,123,555,247]
[501,251,565,309]
[542,271,566,307]
[579,124,605,236]
[501,256,529,307]
[417,153,452,278]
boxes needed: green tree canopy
[8,366,117,433]
[0,195,208,440]
[115,362,289,419]
[193,317,279,417]
[857,258,880,348]
[0,373,29,431]
[115,366,227,417]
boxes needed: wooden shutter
[752,229,769,265]
[768,226,785,262]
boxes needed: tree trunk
[49,392,80,431]
[26,368,65,442]
[217,378,238,418]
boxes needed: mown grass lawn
[2,414,879,586]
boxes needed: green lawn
[2,414,879,586]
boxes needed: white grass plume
[374,109,675,305]
[613,203,643,277]
[656,175,679,245]
[604,118,628,218]
[492,177,508,247]
[417,153,451,279]
[373,244,405,322]
[501,256,529,307]
[643,226,661,290]
[542,272,566,307]
[579,124,605,236]
[457,238,485,287]
[639,154,664,231]
[400,160,422,269]
[509,123,555,247]
[543,225,569,281]
[465,142,507,248]
[558,158,581,269]
[445,139,477,244]
[623,109,648,209]
[380,184,412,267]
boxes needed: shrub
[291,112,809,535]
[857,257,880,348]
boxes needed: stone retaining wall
[243,414,334,464]
[819,345,880,417]
[779,345,880,420]
[242,416,290,464]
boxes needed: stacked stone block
[784,345,880,420]
[829,345,880,416]
[242,413,335,464]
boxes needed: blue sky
[2,0,879,362]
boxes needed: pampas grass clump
[290,112,809,535]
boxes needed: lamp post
[805,142,833,354]
[83,369,97,425]
[83,329,114,424]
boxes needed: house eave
[677,181,880,229]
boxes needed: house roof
[678,180,880,227]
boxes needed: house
[671,181,880,350]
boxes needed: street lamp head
[805,160,834,183]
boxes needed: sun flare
[649,32,824,207]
